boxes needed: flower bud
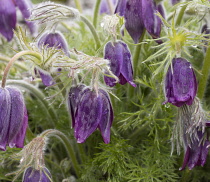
[37,31,70,86]
[164,58,197,107]
[124,0,144,44]
[141,0,162,40]
[104,40,136,87]
[23,167,51,182]
[0,0,16,41]
[68,86,113,143]
[0,86,28,151]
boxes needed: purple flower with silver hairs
[0,0,37,41]
[23,167,51,182]
[119,0,163,43]
[68,85,113,144]
[104,40,136,87]
[37,31,70,86]
[180,131,210,170]
[0,86,28,151]
[164,58,197,107]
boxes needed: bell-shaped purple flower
[180,131,210,170]
[114,0,127,16]
[37,31,70,86]
[164,58,197,107]
[68,85,113,144]
[23,167,51,182]
[100,0,117,14]
[124,0,144,44]
[0,86,28,151]
[104,40,136,87]
[0,0,16,41]
[141,0,161,40]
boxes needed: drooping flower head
[68,85,113,144]
[23,167,51,182]
[104,40,136,87]
[164,57,197,107]
[0,86,28,151]
[37,31,70,86]
[0,0,37,41]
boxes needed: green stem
[93,0,101,28]
[6,80,57,126]
[74,0,82,13]
[175,4,188,26]
[41,129,81,178]
[0,55,28,71]
[1,51,41,88]
[80,15,101,50]
[133,29,146,78]
[197,46,210,100]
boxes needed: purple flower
[68,85,113,144]
[104,40,136,87]
[141,0,161,40]
[37,31,70,86]
[0,0,16,41]
[164,58,197,107]
[180,131,210,170]
[114,0,127,16]
[124,0,144,44]
[23,167,51,182]
[0,86,28,151]
[0,0,36,41]
[171,0,181,5]
[100,0,117,14]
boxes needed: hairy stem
[93,0,102,28]
[0,55,28,71]
[197,46,210,100]
[74,0,82,13]
[1,51,41,88]
[80,15,101,50]
[41,129,81,178]
[175,4,187,26]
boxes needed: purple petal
[98,89,114,144]
[38,70,55,87]
[104,41,123,87]
[124,0,144,44]
[114,0,127,16]
[187,143,201,170]
[164,58,197,107]
[38,31,70,56]
[6,87,25,144]
[68,84,88,128]
[100,0,117,14]
[74,89,103,143]
[0,0,16,41]
[23,167,51,182]
[141,0,161,39]
[15,0,37,36]
[118,41,136,87]
[179,146,190,171]
[200,141,210,166]
[0,88,11,151]
[9,107,28,148]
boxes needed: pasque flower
[164,58,197,107]
[0,0,37,41]
[121,0,163,43]
[37,31,70,86]
[68,85,113,144]
[23,167,51,182]
[0,86,28,151]
[104,40,136,87]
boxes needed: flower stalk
[93,0,102,28]
[1,51,42,88]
